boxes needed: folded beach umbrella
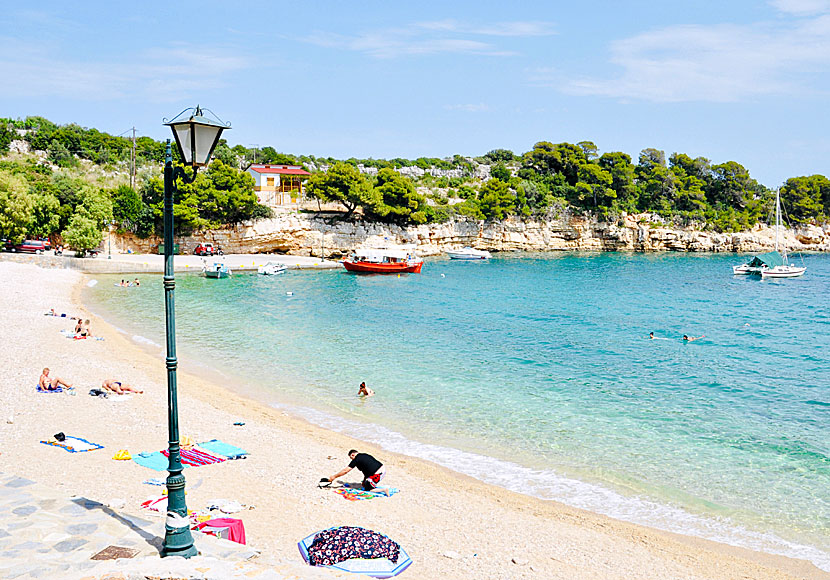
[298,526,412,578]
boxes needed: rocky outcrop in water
[109,212,830,257]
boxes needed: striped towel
[162,447,227,467]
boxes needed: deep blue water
[84,252,830,569]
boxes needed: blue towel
[132,451,174,471]
[36,384,64,393]
[198,439,248,460]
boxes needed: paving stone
[59,503,89,516]
[53,537,88,552]
[5,477,35,488]
[0,529,11,538]
[65,522,98,535]
[8,521,34,530]
[10,541,42,550]
[12,504,37,517]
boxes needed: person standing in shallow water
[358,381,374,397]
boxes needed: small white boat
[258,261,288,275]
[446,247,491,260]
[203,262,232,278]
[733,189,805,279]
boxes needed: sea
[83,252,830,570]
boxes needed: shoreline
[1,261,826,579]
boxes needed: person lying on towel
[101,378,144,394]
[324,450,388,494]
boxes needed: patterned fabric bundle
[161,447,226,466]
[307,526,400,566]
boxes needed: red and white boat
[342,246,423,274]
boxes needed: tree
[366,168,427,224]
[490,163,511,182]
[477,178,515,221]
[577,141,599,161]
[112,185,145,231]
[636,149,678,211]
[483,149,515,163]
[47,139,76,168]
[306,162,376,219]
[62,214,102,256]
[577,164,615,208]
[780,175,830,223]
[0,169,35,243]
[213,142,238,168]
[709,161,762,210]
[599,152,637,210]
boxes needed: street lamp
[160,106,229,558]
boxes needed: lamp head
[164,106,230,168]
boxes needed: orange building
[247,164,311,207]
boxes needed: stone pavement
[0,473,340,580]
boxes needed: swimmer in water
[683,335,705,342]
[357,382,374,397]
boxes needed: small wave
[279,403,830,572]
[132,334,161,348]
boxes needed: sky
[2,0,830,187]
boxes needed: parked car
[10,240,51,254]
[193,243,223,256]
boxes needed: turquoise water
[84,253,830,569]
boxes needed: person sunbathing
[101,379,143,394]
[74,319,92,337]
[39,368,73,391]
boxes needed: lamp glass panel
[193,124,222,166]
[171,123,193,164]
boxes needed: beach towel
[161,447,227,467]
[40,436,103,453]
[197,439,248,460]
[332,487,399,501]
[140,496,167,512]
[132,451,171,471]
[195,518,246,545]
[306,526,400,567]
[143,477,166,486]
[36,384,65,393]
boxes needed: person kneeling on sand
[102,379,143,394]
[39,368,73,391]
[324,450,388,493]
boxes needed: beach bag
[89,388,108,398]
[113,449,132,460]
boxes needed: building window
[266,177,275,187]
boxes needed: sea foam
[280,403,830,572]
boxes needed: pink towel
[195,517,246,544]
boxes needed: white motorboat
[258,261,288,275]
[203,262,232,278]
[446,247,491,260]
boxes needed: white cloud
[303,20,547,59]
[553,13,830,102]
[444,103,490,112]
[0,39,249,103]
[769,0,830,15]
[416,20,555,37]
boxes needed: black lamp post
[160,106,229,558]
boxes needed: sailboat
[760,189,806,278]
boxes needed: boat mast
[776,188,787,263]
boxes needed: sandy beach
[0,260,825,580]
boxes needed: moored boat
[258,261,288,275]
[733,189,806,279]
[446,247,491,260]
[203,262,232,278]
[342,246,423,274]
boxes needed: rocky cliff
[108,212,830,257]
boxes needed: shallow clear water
[84,253,830,569]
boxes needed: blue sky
[2,0,829,187]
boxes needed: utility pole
[130,127,137,189]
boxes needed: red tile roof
[248,164,311,176]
